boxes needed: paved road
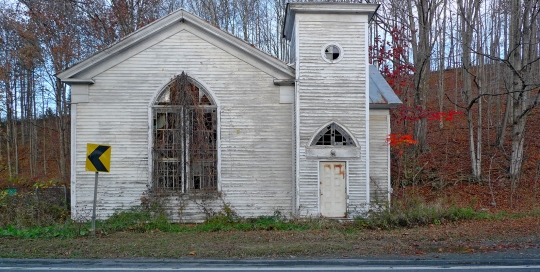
[2,249,540,272]
[2,259,540,272]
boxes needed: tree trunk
[509,114,527,183]
[458,0,482,180]
[56,78,67,181]
[406,0,442,151]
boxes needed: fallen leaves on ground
[1,216,539,259]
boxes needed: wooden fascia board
[288,3,379,21]
[57,9,294,82]
[57,9,187,80]
[370,103,401,109]
[273,79,295,86]
[61,78,95,85]
[284,3,379,40]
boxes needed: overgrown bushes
[355,200,488,230]
[6,191,540,238]
[0,189,69,229]
[0,190,527,239]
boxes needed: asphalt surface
[1,248,540,271]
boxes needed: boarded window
[152,73,217,192]
[312,123,355,146]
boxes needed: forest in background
[1,0,539,211]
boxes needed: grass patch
[2,193,539,239]
[0,206,486,239]
[0,222,87,238]
[353,200,490,230]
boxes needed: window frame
[151,76,218,193]
[321,43,344,64]
[311,123,356,147]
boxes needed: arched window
[152,72,217,192]
[311,123,355,146]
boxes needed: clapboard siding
[298,147,319,216]
[369,111,391,204]
[295,13,369,217]
[73,29,293,221]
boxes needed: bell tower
[283,3,379,217]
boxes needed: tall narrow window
[152,73,217,192]
[311,123,355,146]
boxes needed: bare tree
[457,0,483,180]
[20,0,89,181]
[504,0,540,183]
[379,0,444,151]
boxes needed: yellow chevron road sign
[86,143,111,172]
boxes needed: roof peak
[57,8,294,82]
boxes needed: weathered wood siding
[369,110,391,205]
[295,13,369,217]
[72,26,293,221]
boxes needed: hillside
[390,67,540,213]
[1,66,539,215]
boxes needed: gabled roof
[58,8,400,108]
[369,65,402,109]
[57,9,295,83]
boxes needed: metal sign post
[86,143,111,236]
[92,172,99,235]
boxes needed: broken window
[152,72,217,192]
[312,123,355,146]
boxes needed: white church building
[57,2,401,221]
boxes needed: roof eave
[57,9,188,81]
[288,3,379,20]
[370,103,402,109]
[58,9,294,83]
[284,3,380,41]
[61,78,95,85]
[182,12,294,78]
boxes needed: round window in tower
[321,43,343,63]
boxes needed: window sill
[305,146,361,159]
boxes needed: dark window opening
[152,73,217,192]
[312,123,355,146]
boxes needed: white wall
[295,12,370,217]
[72,27,293,221]
[369,109,391,205]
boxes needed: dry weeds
[1,216,539,259]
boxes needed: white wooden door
[320,161,346,217]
